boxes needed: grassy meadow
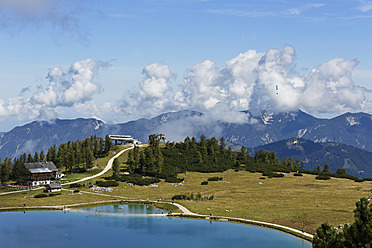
[1,146,371,233]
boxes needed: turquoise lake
[0,205,312,248]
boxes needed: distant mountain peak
[0,109,371,168]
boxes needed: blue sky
[0,0,371,131]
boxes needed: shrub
[354,178,364,182]
[208,195,215,200]
[262,171,274,177]
[118,174,160,186]
[34,193,48,198]
[48,192,62,197]
[165,177,184,183]
[95,180,119,187]
[73,190,80,193]
[294,173,303,177]
[201,181,208,185]
[271,173,284,178]
[172,194,187,200]
[316,175,331,180]
[69,183,82,188]
[207,176,223,181]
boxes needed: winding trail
[61,146,134,186]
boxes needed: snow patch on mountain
[261,133,273,143]
[94,121,103,130]
[160,114,169,123]
[346,116,359,126]
[297,129,307,138]
[261,113,274,125]
[314,137,329,143]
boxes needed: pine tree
[47,145,57,163]
[93,136,99,158]
[27,153,33,163]
[344,197,372,246]
[40,150,45,162]
[56,143,68,170]
[139,151,146,175]
[240,146,247,161]
[148,134,160,147]
[127,150,136,174]
[104,135,112,155]
[191,137,197,150]
[11,158,30,183]
[184,136,191,151]
[313,223,344,248]
[98,138,104,157]
[112,158,120,178]
[323,163,331,173]
[228,147,234,161]
[219,137,226,153]
[83,146,95,170]
[33,152,39,163]
[0,158,12,183]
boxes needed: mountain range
[252,138,372,178]
[0,109,371,177]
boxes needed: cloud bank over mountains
[0,45,370,125]
[126,45,369,123]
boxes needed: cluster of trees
[123,135,361,183]
[0,135,113,184]
[45,135,112,172]
[313,197,372,247]
[126,135,236,180]
[0,157,30,184]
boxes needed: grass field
[1,146,371,234]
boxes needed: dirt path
[62,146,134,186]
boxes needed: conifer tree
[184,136,191,151]
[344,197,372,246]
[219,137,226,153]
[240,146,247,161]
[27,153,33,163]
[127,150,136,174]
[191,137,197,150]
[0,158,12,183]
[33,152,39,163]
[323,163,331,173]
[112,158,120,178]
[228,147,234,160]
[40,150,45,162]
[11,158,30,183]
[47,145,57,163]
[104,135,112,155]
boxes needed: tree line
[0,135,112,184]
[124,134,358,182]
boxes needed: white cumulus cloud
[0,58,107,122]
[131,62,176,115]
[123,45,370,123]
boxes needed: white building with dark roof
[24,162,61,186]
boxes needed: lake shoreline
[0,200,313,242]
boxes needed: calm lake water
[0,205,312,248]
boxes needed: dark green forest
[124,134,361,182]
[0,135,113,184]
